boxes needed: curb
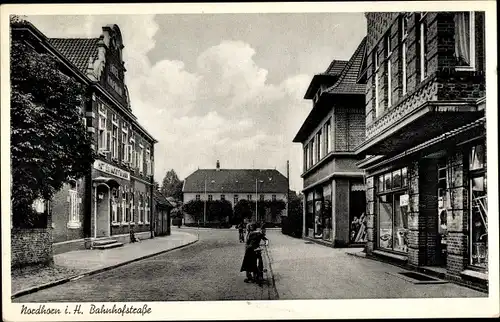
[264,246,279,300]
[12,237,199,300]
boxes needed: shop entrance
[349,190,367,244]
[95,184,111,238]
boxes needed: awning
[93,177,120,189]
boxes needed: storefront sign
[400,194,409,207]
[93,160,130,181]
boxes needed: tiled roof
[324,60,348,76]
[183,169,288,193]
[154,191,175,208]
[326,37,367,95]
[48,38,100,74]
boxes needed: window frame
[418,12,428,82]
[401,14,409,95]
[386,33,393,108]
[67,180,81,229]
[455,11,476,71]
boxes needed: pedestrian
[238,221,246,242]
[240,223,268,283]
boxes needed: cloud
[25,14,313,191]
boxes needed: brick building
[292,38,368,247]
[12,21,157,258]
[356,12,487,290]
[183,161,288,224]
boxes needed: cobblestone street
[14,229,275,302]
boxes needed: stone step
[93,239,118,246]
[93,242,124,250]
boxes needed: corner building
[13,22,157,253]
[356,12,487,290]
[293,38,368,247]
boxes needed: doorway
[95,184,111,238]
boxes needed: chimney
[216,160,220,171]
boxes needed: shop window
[469,143,487,269]
[455,12,475,69]
[322,184,333,242]
[67,180,80,228]
[377,167,409,253]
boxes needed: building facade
[293,38,368,247]
[356,12,487,289]
[13,22,157,254]
[183,161,288,224]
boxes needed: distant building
[293,38,368,247]
[11,21,157,263]
[153,191,174,237]
[356,12,486,290]
[182,161,288,224]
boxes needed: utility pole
[286,160,290,217]
[255,178,258,222]
[204,178,207,226]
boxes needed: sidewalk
[266,231,486,299]
[11,230,198,298]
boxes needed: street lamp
[255,179,264,222]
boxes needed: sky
[25,13,367,192]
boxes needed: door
[95,185,111,238]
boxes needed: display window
[469,143,487,269]
[322,184,333,241]
[349,183,367,244]
[377,167,409,253]
[313,188,324,239]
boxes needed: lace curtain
[455,12,471,66]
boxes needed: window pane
[470,144,486,170]
[454,12,471,66]
[471,174,487,268]
[393,194,409,252]
[378,175,384,192]
[384,173,393,190]
[379,194,393,250]
[392,170,402,188]
[401,167,408,187]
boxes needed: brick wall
[406,161,424,265]
[11,228,53,268]
[364,12,485,142]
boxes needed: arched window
[138,194,144,223]
[145,194,150,224]
[112,188,119,223]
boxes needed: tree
[10,17,96,227]
[182,200,204,222]
[233,199,255,223]
[207,200,233,222]
[160,169,183,201]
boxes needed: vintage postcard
[1,1,498,321]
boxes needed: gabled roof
[293,37,367,143]
[48,38,100,74]
[325,37,367,95]
[183,169,288,193]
